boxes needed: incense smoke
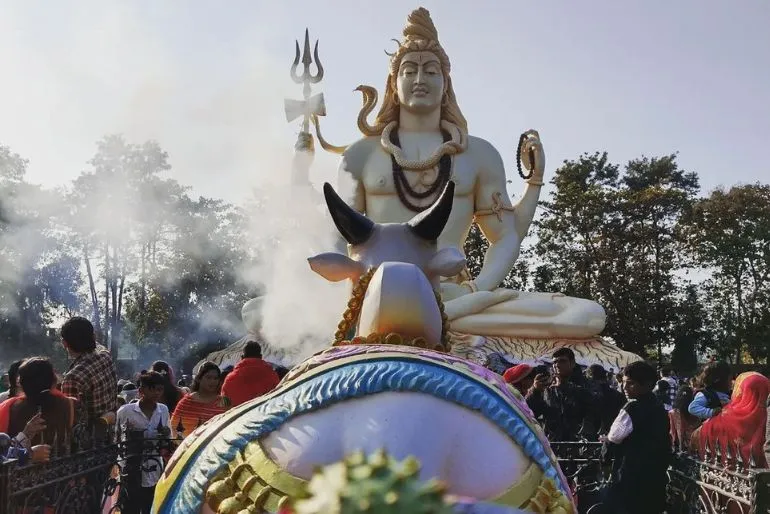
[0,3,349,370]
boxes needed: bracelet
[461,280,479,293]
[526,179,544,186]
[15,432,30,450]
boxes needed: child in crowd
[116,371,170,514]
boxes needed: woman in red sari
[171,362,230,438]
[692,371,770,467]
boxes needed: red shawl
[698,372,770,467]
[0,388,72,434]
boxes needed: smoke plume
[0,3,350,370]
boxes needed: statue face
[396,51,444,114]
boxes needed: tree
[532,153,698,358]
[683,184,770,363]
[619,155,699,361]
[0,144,81,365]
[463,223,531,290]
[670,284,706,375]
[123,194,252,360]
[66,135,174,352]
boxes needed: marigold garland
[333,267,450,352]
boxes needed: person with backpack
[688,361,731,420]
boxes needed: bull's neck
[398,107,441,133]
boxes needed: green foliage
[463,223,530,289]
[683,184,770,363]
[462,152,735,363]
[294,449,452,514]
[670,285,706,374]
[0,145,82,363]
[529,153,699,359]
[0,137,253,372]
[2,132,768,373]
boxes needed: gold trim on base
[206,440,574,513]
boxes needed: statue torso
[345,131,487,253]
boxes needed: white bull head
[308,181,464,285]
[308,181,465,348]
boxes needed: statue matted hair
[356,8,468,138]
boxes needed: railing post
[0,459,17,512]
[119,429,146,512]
[0,460,8,512]
[754,469,770,514]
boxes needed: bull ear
[308,252,365,282]
[426,247,466,278]
[323,183,375,246]
[408,181,455,241]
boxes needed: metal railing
[0,421,176,514]
[550,440,770,514]
[1,432,767,513]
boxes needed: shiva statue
[334,8,610,354]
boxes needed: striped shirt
[170,394,229,437]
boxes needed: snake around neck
[353,85,468,171]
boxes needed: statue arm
[472,141,522,292]
[511,181,543,241]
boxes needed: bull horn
[408,181,455,241]
[323,182,375,246]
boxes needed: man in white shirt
[116,371,170,514]
[602,361,671,514]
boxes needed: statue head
[360,8,468,136]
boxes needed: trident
[285,29,326,135]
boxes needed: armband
[474,192,515,222]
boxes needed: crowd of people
[0,316,281,514]
[0,316,768,514]
[502,349,770,514]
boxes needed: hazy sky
[1,0,768,203]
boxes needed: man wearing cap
[502,364,535,396]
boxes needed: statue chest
[361,147,477,197]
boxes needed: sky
[0,0,768,204]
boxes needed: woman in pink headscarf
[692,371,770,467]
[690,372,769,514]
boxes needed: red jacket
[221,358,280,407]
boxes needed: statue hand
[520,130,545,185]
[294,131,315,153]
[440,282,473,301]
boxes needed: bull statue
[153,182,574,514]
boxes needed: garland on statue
[384,123,454,213]
[333,267,450,351]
